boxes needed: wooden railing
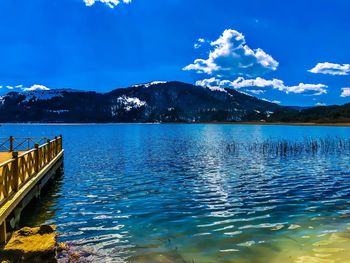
[0,136,63,206]
[0,137,52,152]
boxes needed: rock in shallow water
[0,225,57,263]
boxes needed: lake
[1,124,350,262]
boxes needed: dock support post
[0,221,6,245]
[34,143,40,173]
[12,152,19,192]
[9,136,13,152]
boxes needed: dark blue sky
[0,0,350,106]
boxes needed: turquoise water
[1,124,350,262]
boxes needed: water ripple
[4,124,350,262]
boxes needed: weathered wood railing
[0,136,63,207]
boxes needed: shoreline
[1,122,350,127]
[198,122,350,127]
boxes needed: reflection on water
[1,124,350,262]
[20,170,64,227]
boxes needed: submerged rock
[0,225,57,263]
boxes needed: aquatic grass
[225,137,350,156]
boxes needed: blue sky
[1,0,350,106]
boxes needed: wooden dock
[0,136,64,244]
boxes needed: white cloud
[196,77,328,96]
[262,98,281,104]
[232,77,327,95]
[194,38,206,49]
[309,62,350,76]
[83,0,131,8]
[184,29,278,78]
[282,83,327,95]
[195,78,228,93]
[341,88,350,97]
[232,77,283,90]
[249,89,265,95]
[184,29,278,77]
[315,102,326,106]
[196,78,232,89]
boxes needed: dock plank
[0,153,12,164]
[0,152,24,164]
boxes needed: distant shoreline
[1,122,350,127]
[198,122,350,127]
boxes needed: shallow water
[1,124,350,262]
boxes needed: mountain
[0,81,286,123]
[269,103,350,123]
[0,84,50,96]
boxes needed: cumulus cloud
[83,0,131,8]
[184,29,278,78]
[315,102,326,106]
[341,88,350,97]
[309,62,350,76]
[196,77,328,96]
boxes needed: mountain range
[0,81,349,123]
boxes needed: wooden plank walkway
[0,153,11,165]
[0,136,64,244]
[0,153,23,164]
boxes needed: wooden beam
[0,221,6,245]
[9,136,13,153]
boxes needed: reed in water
[226,137,350,156]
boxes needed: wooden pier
[0,136,64,244]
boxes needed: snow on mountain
[132,81,168,88]
[0,80,286,122]
[0,84,51,96]
[116,96,147,111]
[111,95,147,117]
[0,84,83,102]
[22,84,50,92]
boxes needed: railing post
[54,136,58,155]
[60,134,63,151]
[34,143,40,173]
[12,151,19,192]
[47,139,51,162]
[9,136,13,152]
